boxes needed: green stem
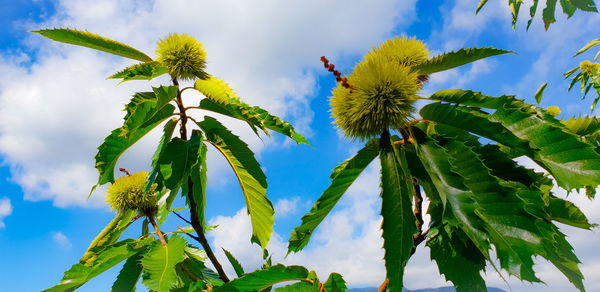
[173,77,230,282]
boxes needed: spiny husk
[330,36,429,139]
[547,106,561,117]
[156,33,208,80]
[106,171,157,216]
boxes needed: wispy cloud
[0,197,12,228]
[52,231,72,249]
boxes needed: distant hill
[348,287,506,292]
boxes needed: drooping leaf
[198,97,309,145]
[198,116,274,248]
[574,38,600,57]
[108,61,169,83]
[31,29,152,62]
[379,134,417,291]
[181,138,209,227]
[547,196,593,229]
[527,0,540,29]
[476,0,489,14]
[44,238,154,292]
[509,0,524,29]
[322,273,347,292]
[147,118,177,191]
[223,248,245,277]
[288,139,379,253]
[535,82,548,104]
[428,226,487,292]
[413,128,585,289]
[111,252,143,292]
[413,47,513,75]
[214,264,309,292]
[560,0,577,17]
[141,235,187,292]
[543,0,558,30]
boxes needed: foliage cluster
[31,5,600,291]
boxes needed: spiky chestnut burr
[106,171,158,217]
[330,36,430,139]
[156,33,209,80]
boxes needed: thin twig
[148,216,167,246]
[413,180,424,234]
[173,78,230,282]
[173,211,192,225]
[377,279,389,292]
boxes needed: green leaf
[494,105,600,190]
[423,89,600,191]
[413,47,513,75]
[428,226,487,292]
[141,235,187,292]
[547,196,593,228]
[198,116,274,248]
[379,134,417,291]
[198,97,309,145]
[560,0,577,16]
[111,252,143,292]
[80,210,137,265]
[223,248,245,277]
[288,139,379,253]
[562,115,600,136]
[156,130,203,190]
[509,0,524,29]
[527,0,540,30]
[543,0,558,30]
[414,128,585,289]
[122,86,177,137]
[44,238,154,292]
[194,76,239,104]
[181,137,209,227]
[574,38,600,57]
[148,119,178,191]
[108,61,169,83]
[322,273,347,292]
[535,82,548,104]
[30,29,152,62]
[570,0,598,11]
[214,264,309,292]
[275,281,316,292]
[476,0,489,14]
[419,102,532,156]
[95,89,176,185]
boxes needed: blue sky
[0,0,599,291]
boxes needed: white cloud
[52,231,72,249]
[274,197,301,218]
[0,197,12,228]
[0,0,417,207]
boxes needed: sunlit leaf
[379,135,417,291]
[198,116,274,248]
[141,235,187,292]
[414,47,513,75]
[288,139,379,253]
[31,28,152,62]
